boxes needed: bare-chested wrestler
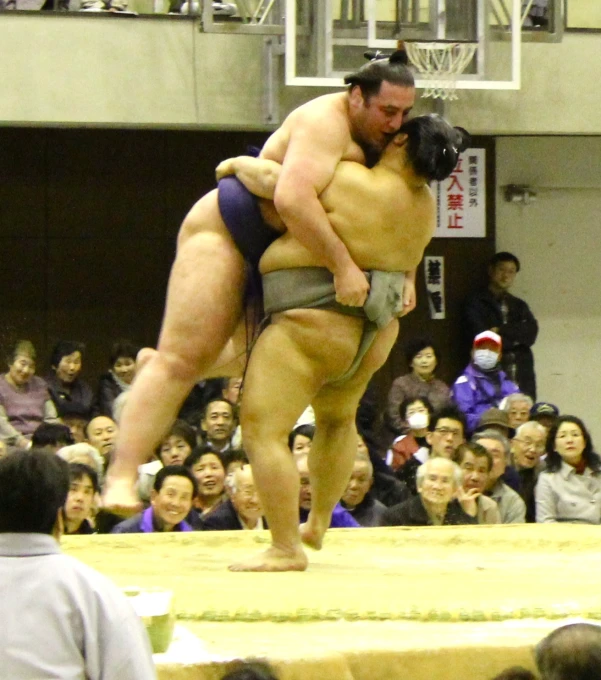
[104,52,415,512]
[225,114,469,571]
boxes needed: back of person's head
[154,464,198,498]
[398,113,470,183]
[220,448,249,472]
[535,623,601,680]
[50,340,84,369]
[428,406,467,434]
[0,449,69,534]
[68,461,100,494]
[221,662,278,680]
[31,422,75,450]
[344,49,414,100]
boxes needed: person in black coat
[95,340,140,418]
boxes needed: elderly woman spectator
[386,337,451,434]
[94,340,140,419]
[185,446,227,518]
[452,331,519,435]
[386,396,432,472]
[137,419,197,503]
[46,341,94,419]
[0,340,58,448]
[535,415,601,524]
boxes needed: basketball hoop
[402,39,478,101]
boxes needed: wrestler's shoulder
[286,92,350,127]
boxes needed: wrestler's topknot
[344,49,414,100]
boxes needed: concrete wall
[496,136,601,444]
[1,13,601,134]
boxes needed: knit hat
[473,330,502,350]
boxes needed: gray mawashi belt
[262,267,404,384]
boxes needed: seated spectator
[95,340,140,419]
[297,454,360,528]
[57,442,105,486]
[530,401,559,434]
[137,420,196,502]
[381,457,478,526]
[396,406,467,496]
[357,430,410,508]
[535,415,601,524]
[340,451,386,527]
[201,464,265,531]
[288,423,315,459]
[112,465,197,533]
[46,341,94,420]
[535,622,601,680]
[474,407,512,439]
[386,396,432,472]
[472,429,526,523]
[86,415,118,468]
[200,398,236,453]
[31,422,74,453]
[62,415,88,444]
[453,442,500,524]
[0,449,155,679]
[502,392,533,430]
[0,340,58,449]
[512,420,547,522]
[386,337,451,434]
[452,331,519,435]
[64,463,99,535]
[221,377,243,406]
[185,446,227,518]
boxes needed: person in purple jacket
[112,465,197,534]
[452,331,519,436]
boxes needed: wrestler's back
[260,163,435,274]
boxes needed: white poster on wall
[424,255,445,320]
[434,148,486,238]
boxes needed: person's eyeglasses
[514,438,545,452]
[434,427,462,439]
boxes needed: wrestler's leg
[302,319,400,549]
[104,190,246,511]
[229,311,363,572]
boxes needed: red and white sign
[434,148,486,238]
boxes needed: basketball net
[403,41,478,101]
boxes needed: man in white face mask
[452,331,519,436]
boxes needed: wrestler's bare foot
[300,517,328,551]
[229,545,308,572]
[102,476,143,518]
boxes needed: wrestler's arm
[215,156,281,199]
[273,113,369,307]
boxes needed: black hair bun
[389,49,409,65]
[454,126,471,152]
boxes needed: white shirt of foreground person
[0,532,157,680]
